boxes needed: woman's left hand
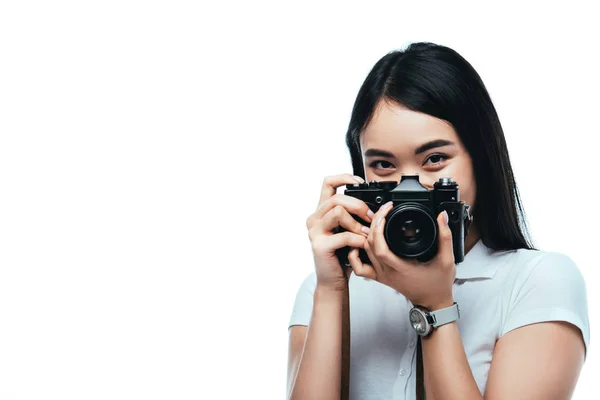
[349,201,456,310]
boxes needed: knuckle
[379,252,390,264]
[311,239,325,255]
[355,221,365,234]
[444,255,454,267]
[374,244,387,260]
[342,173,354,182]
[324,196,337,209]
[442,229,453,240]
[367,234,374,248]
[342,231,353,242]
[332,205,344,218]
[331,193,343,204]
[306,215,314,230]
[348,232,362,247]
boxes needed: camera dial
[438,177,455,186]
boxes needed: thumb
[437,210,455,265]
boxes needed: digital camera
[335,174,472,265]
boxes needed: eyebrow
[364,139,455,158]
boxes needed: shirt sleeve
[500,251,590,359]
[288,272,317,329]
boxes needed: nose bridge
[396,157,422,179]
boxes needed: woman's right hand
[305,173,375,291]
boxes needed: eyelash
[369,154,449,169]
[424,153,449,166]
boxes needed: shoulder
[496,247,590,354]
[502,248,586,291]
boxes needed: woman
[286,42,589,400]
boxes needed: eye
[369,160,395,170]
[423,154,448,166]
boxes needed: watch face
[410,309,428,335]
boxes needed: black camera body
[336,174,472,265]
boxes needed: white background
[0,1,598,399]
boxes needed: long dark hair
[345,42,534,251]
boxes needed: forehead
[360,100,458,152]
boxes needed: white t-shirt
[288,240,590,399]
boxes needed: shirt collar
[455,239,509,280]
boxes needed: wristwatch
[409,303,460,337]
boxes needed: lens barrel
[385,203,438,260]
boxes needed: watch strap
[430,302,460,328]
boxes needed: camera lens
[400,218,422,243]
[385,204,437,258]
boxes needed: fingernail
[367,210,375,220]
[384,201,393,209]
[353,175,365,183]
[362,226,370,234]
[443,210,449,225]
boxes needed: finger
[370,201,416,273]
[317,174,365,208]
[436,210,455,267]
[370,201,396,264]
[348,248,377,280]
[311,231,367,256]
[363,239,385,278]
[310,205,370,239]
[310,193,374,229]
